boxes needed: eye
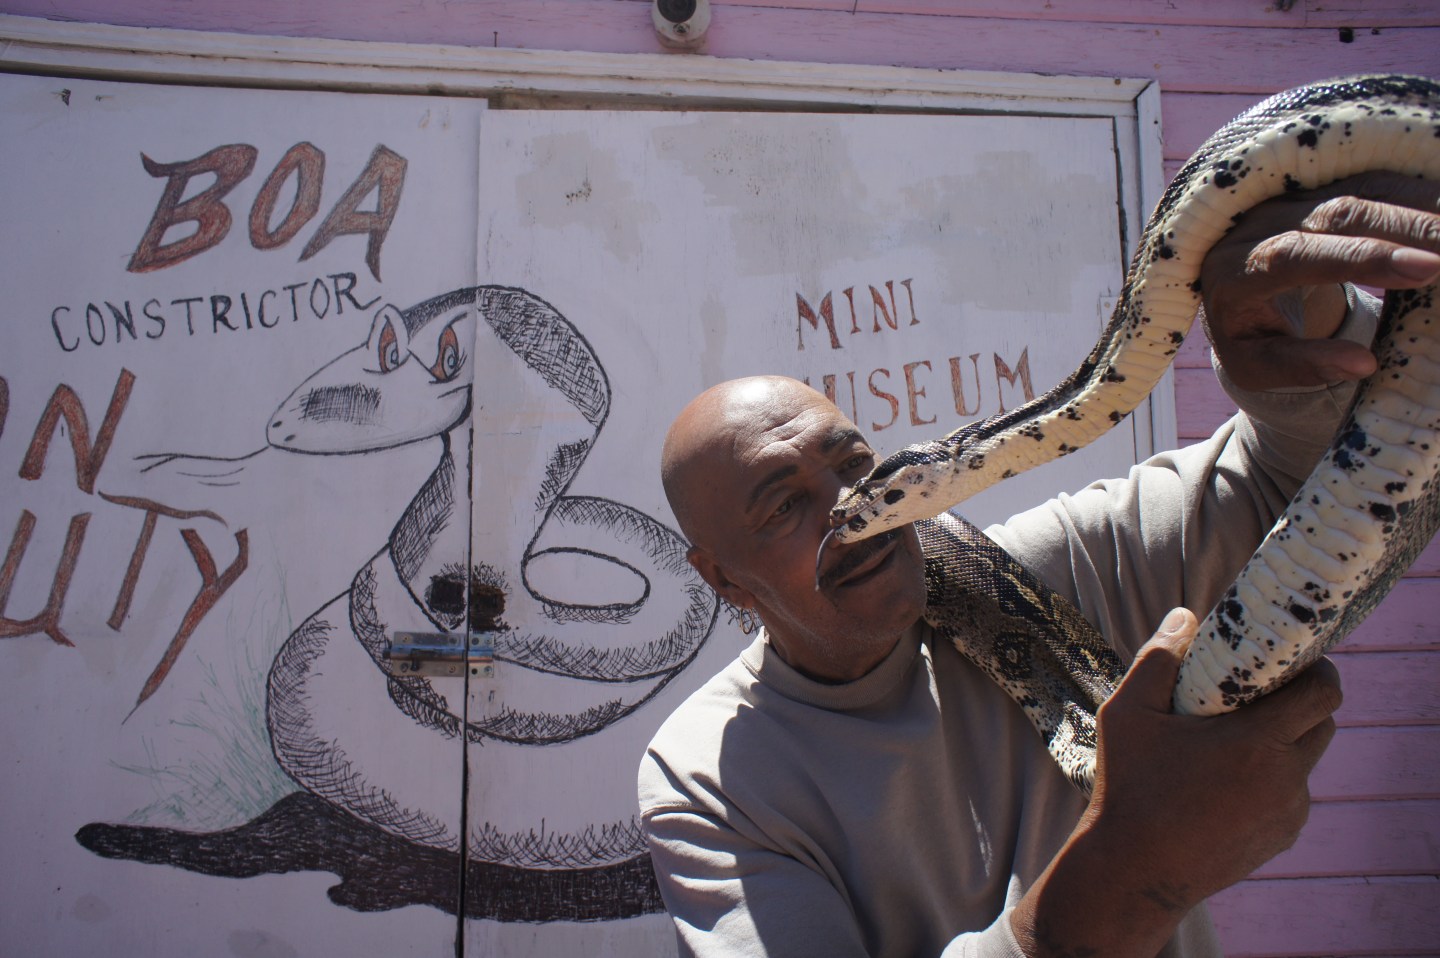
[769,491,805,522]
[378,319,404,373]
[842,451,874,474]
[429,323,465,383]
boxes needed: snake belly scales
[828,74,1440,793]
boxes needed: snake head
[828,439,958,544]
[815,439,958,589]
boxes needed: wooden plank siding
[853,2,1440,29]
[2,1,1437,954]
[1331,653,1440,726]
[1,1,1436,94]
[1209,877,1440,957]
[1250,801,1440,878]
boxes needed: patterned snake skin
[832,75,1440,791]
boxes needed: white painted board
[0,73,481,955]
[465,109,1140,955]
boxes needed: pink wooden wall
[4,1,1437,954]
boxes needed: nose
[827,462,856,506]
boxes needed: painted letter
[50,307,79,353]
[129,528,249,716]
[250,142,325,250]
[870,283,898,333]
[128,145,259,273]
[814,371,859,425]
[903,360,937,427]
[901,278,919,326]
[330,272,380,313]
[994,348,1035,413]
[300,144,406,282]
[20,368,136,494]
[99,493,226,631]
[843,287,861,335]
[796,291,840,350]
[0,510,89,646]
[949,353,983,417]
[867,368,899,432]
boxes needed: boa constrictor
[828,74,1440,793]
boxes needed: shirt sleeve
[986,286,1381,661]
[938,905,1029,958]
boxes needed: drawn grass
[117,562,298,830]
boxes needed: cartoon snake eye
[378,318,404,373]
[430,323,465,383]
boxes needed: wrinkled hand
[1201,172,1440,390]
[1011,608,1342,957]
[1089,608,1341,907]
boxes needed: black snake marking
[829,75,1440,789]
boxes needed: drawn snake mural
[80,285,718,920]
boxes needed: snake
[825,74,1440,792]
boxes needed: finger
[1206,174,1440,306]
[1113,608,1197,714]
[1294,170,1440,218]
[1301,196,1440,258]
[1218,173,1440,251]
[1240,659,1344,745]
[1247,230,1440,291]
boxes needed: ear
[687,546,756,610]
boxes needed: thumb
[1113,608,1198,714]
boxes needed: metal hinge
[384,632,496,678]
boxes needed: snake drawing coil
[77,285,713,920]
[829,75,1440,789]
[263,285,715,903]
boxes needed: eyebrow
[822,427,865,453]
[743,426,867,515]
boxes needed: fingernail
[1391,248,1440,282]
[1159,607,1189,638]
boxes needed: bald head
[658,375,926,681]
[661,376,834,549]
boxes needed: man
[639,176,1440,957]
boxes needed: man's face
[680,380,927,681]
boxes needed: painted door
[1,79,1149,955]
[462,108,1141,955]
[0,73,481,954]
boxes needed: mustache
[817,528,900,591]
